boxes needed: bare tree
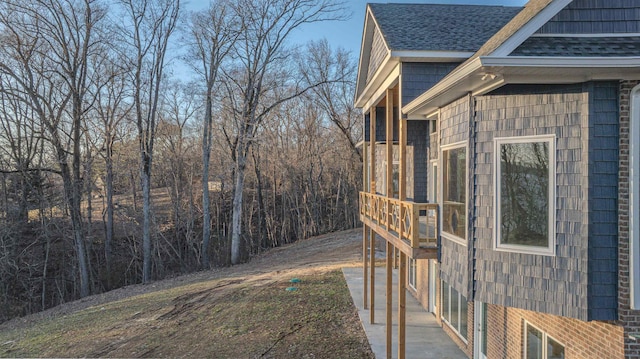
[0,0,108,298]
[91,57,132,289]
[225,0,347,264]
[119,0,180,283]
[300,39,362,161]
[187,0,238,269]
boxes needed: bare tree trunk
[252,148,267,249]
[140,159,153,282]
[231,146,247,264]
[104,141,115,289]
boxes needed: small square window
[524,322,564,359]
[495,136,555,255]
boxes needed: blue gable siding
[536,0,640,34]
[401,63,459,106]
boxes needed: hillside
[0,229,374,358]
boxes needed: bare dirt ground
[0,228,374,358]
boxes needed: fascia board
[355,7,376,104]
[354,54,396,108]
[491,0,573,57]
[404,55,640,117]
[361,64,401,111]
[481,56,640,68]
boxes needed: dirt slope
[0,229,373,358]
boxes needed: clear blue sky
[176,0,528,78]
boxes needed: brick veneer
[487,305,623,358]
[619,80,640,358]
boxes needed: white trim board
[491,0,573,57]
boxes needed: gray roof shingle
[368,3,522,52]
[511,36,640,56]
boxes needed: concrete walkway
[343,267,466,359]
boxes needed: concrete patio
[342,267,466,359]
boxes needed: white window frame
[631,84,640,309]
[494,135,556,256]
[408,257,417,290]
[440,141,468,245]
[441,279,468,343]
[523,321,564,359]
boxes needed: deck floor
[342,267,467,359]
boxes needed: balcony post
[412,203,420,248]
[386,89,393,228]
[398,89,406,202]
[370,107,376,195]
[369,106,376,324]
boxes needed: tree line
[0,0,361,322]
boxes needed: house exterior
[356,0,640,358]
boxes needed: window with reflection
[441,279,468,341]
[495,136,555,255]
[442,145,466,240]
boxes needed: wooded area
[0,0,361,323]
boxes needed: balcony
[359,192,438,259]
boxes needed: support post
[369,105,376,324]
[386,89,394,201]
[399,252,407,359]
[370,229,375,324]
[386,241,393,359]
[363,225,369,309]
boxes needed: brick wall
[618,80,640,357]
[487,304,623,358]
[408,259,430,310]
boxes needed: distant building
[356,0,640,357]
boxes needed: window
[495,136,555,255]
[441,280,468,341]
[442,144,466,242]
[408,258,417,290]
[524,322,564,359]
[632,85,640,309]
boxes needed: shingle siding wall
[473,84,592,321]
[586,81,619,321]
[536,0,640,34]
[408,120,429,202]
[367,27,387,84]
[373,107,397,143]
[401,63,459,106]
[439,95,470,298]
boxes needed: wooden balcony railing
[359,192,438,249]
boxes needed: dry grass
[0,229,374,358]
